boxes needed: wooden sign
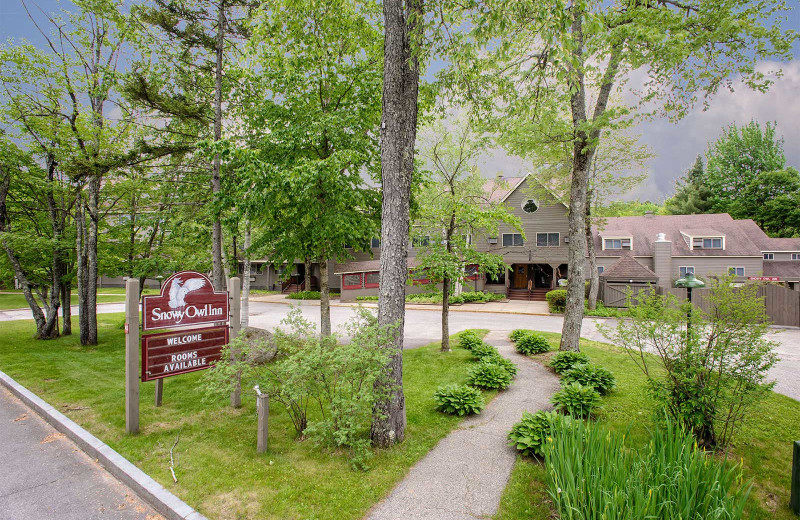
[142,271,229,331]
[141,326,229,381]
[748,276,780,282]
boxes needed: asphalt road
[0,387,160,520]
[2,300,798,401]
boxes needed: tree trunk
[560,11,589,353]
[586,193,599,310]
[61,282,72,335]
[210,1,226,291]
[241,222,251,328]
[320,259,331,336]
[441,276,451,352]
[76,193,89,343]
[371,0,422,448]
[83,175,100,345]
[304,257,312,291]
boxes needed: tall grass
[544,417,750,519]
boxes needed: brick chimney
[653,232,672,289]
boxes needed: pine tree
[665,156,714,215]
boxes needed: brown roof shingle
[600,254,658,281]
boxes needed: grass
[495,330,800,520]
[0,293,129,310]
[0,316,492,519]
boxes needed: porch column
[550,264,559,290]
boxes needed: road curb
[0,369,207,520]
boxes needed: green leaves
[433,384,485,416]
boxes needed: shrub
[508,410,571,458]
[545,289,567,313]
[470,342,499,360]
[562,363,616,394]
[551,382,601,418]
[449,294,464,304]
[509,329,528,342]
[484,352,518,377]
[549,351,590,374]
[544,417,749,519]
[287,290,321,300]
[601,277,778,448]
[515,333,551,355]
[457,330,483,351]
[355,295,379,301]
[468,359,513,390]
[433,384,485,416]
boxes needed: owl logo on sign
[168,277,207,308]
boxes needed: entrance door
[532,264,553,289]
[513,264,528,289]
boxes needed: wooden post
[125,278,140,434]
[791,440,800,515]
[229,277,242,408]
[257,393,269,453]
[154,379,163,407]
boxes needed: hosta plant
[508,410,572,458]
[551,382,601,418]
[549,351,590,374]
[485,353,518,377]
[433,384,485,416]
[510,329,528,342]
[562,363,617,394]
[468,359,513,390]
[515,333,551,355]
[457,330,483,351]
[471,342,499,360]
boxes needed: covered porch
[507,263,567,300]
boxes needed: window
[464,264,479,281]
[728,267,745,277]
[342,273,363,289]
[604,238,631,250]
[693,237,723,249]
[793,253,800,261]
[461,234,472,246]
[502,233,524,247]
[763,253,774,260]
[536,232,560,247]
[412,235,430,248]
[522,199,539,213]
[364,272,380,288]
[597,266,604,274]
[486,269,506,285]
[371,237,381,248]
[679,266,695,277]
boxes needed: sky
[1,1,799,202]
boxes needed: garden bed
[496,330,800,520]
[0,316,492,519]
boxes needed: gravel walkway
[366,331,561,520]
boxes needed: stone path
[0,387,161,520]
[366,331,561,520]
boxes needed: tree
[128,0,255,290]
[731,168,800,237]
[453,0,796,351]
[705,121,786,214]
[415,119,523,351]
[235,0,383,336]
[370,0,424,448]
[665,156,714,215]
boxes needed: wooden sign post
[228,277,242,409]
[125,278,140,434]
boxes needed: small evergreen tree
[665,156,714,215]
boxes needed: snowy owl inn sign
[142,271,229,331]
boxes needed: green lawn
[0,293,129,310]
[0,316,492,519]
[495,331,800,520]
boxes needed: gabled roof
[593,213,765,257]
[483,173,566,207]
[600,254,658,281]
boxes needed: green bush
[449,294,464,304]
[355,295,379,302]
[515,333,551,355]
[457,330,483,351]
[544,417,749,519]
[433,384,485,416]
[484,352,518,377]
[562,363,616,394]
[549,351,590,374]
[545,289,567,313]
[468,359,513,390]
[509,329,528,342]
[470,342,499,360]
[508,410,571,458]
[551,382,601,418]
[287,290,322,300]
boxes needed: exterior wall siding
[670,257,763,282]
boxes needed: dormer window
[693,237,723,249]
[603,238,632,250]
